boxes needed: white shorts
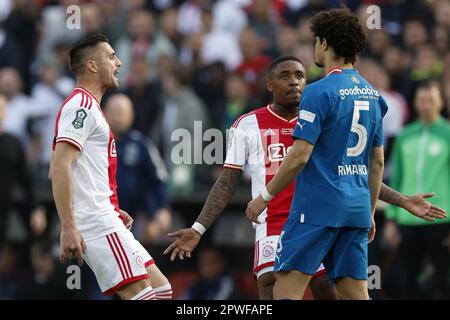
[254,235,326,279]
[83,227,154,295]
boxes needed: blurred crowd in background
[0,0,450,300]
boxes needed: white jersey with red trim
[52,87,124,242]
[224,105,297,241]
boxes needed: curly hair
[310,8,367,64]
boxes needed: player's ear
[86,59,98,73]
[321,37,329,51]
[267,77,273,92]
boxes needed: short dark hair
[415,79,444,99]
[69,32,110,76]
[310,8,366,64]
[268,56,304,77]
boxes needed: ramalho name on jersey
[291,68,388,228]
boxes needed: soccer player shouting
[50,33,171,300]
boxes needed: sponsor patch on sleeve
[299,110,316,123]
[72,109,87,129]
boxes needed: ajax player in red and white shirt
[50,33,171,300]
[164,57,336,299]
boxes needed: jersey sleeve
[224,116,252,171]
[293,86,329,145]
[55,94,97,151]
[372,95,389,147]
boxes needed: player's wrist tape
[191,222,206,235]
[261,187,274,202]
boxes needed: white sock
[154,283,172,300]
[130,286,156,300]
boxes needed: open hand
[163,228,201,261]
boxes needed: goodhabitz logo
[339,85,380,100]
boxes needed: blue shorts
[274,219,369,281]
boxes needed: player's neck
[421,114,440,125]
[75,79,104,103]
[324,57,353,75]
[271,102,297,120]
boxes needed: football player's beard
[101,71,118,89]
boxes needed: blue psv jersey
[291,68,388,228]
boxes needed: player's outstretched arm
[164,168,242,261]
[246,139,314,223]
[379,184,447,221]
[51,142,87,267]
[368,146,384,243]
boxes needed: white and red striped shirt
[224,105,297,241]
[52,87,124,241]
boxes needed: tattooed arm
[164,168,242,261]
[379,183,447,221]
[195,168,242,228]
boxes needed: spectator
[153,65,211,193]
[0,10,24,79]
[28,60,75,171]
[2,0,39,93]
[384,80,450,299]
[275,25,297,57]
[0,67,30,148]
[79,2,105,35]
[212,0,248,37]
[104,94,171,242]
[365,29,392,61]
[192,61,227,124]
[402,20,428,52]
[101,0,128,45]
[247,0,278,57]
[200,9,242,71]
[0,242,23,299]
[293,42,323,83]
[358,59,408,172]
[403,45,444,114]
[178,31,204,70]
[36,1,83,65]
[212,73,256,132]
[177,0,205,36]
[295,16,314,44]
[20,241,81,299]
[432,24,449,58]
[122,56,162,136]
[115,9,176,85]
[159,8,183,52]
[181,247,241,300]
[382,46,411,93]
[235,27,271,95]
[434,0,450,30]
[0,94,45,243]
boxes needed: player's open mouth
[113,70,119,78]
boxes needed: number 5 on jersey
[347,100,369,157]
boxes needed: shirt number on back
[347,100,370,157]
